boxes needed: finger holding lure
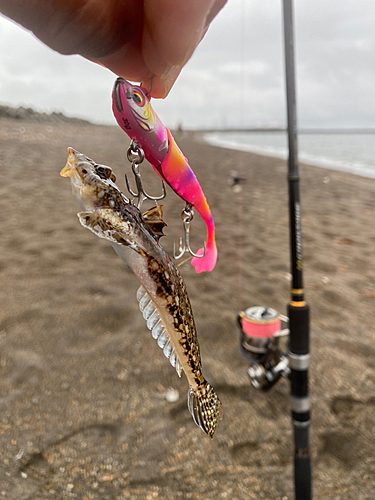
[60,148,222,437]
[112,78,217,273]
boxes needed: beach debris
[322,276,331,284]
[322,176,330,184]
[228,170,246,193]
[337,238,355,245]
[117,369,128,381]
[112,78,217,273]
[165,388,179,403]
[60,148,222,437]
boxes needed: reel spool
[237,306,290,390]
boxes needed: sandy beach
[0,118,374,499]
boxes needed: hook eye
[127,146,144,165]
[142,77,153,98]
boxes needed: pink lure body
[112,78,217,273]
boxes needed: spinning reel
[237,306,290,391]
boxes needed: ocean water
[204,131,375,179]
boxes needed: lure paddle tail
[112,78,217,273]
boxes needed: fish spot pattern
[146,255,204,385]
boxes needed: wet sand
[0,118,374,499]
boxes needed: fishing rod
[282,0,312,497]
[237,1,311,498]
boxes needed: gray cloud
[1,0,375,129]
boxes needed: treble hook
[173,204,206,260]
[125,139,166,209]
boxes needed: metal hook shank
[125,141,166,209]
[173,205,206,260]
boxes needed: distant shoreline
[203,130,375,180]
[2,102,375,134]
[0,103,93,126]
[195,127,375,134]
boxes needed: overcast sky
[1,0,375,129]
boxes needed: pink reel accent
[241,317,281,338]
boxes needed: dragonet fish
[112,78,217,274]
[60,148,222,437]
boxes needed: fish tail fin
[191,239,217,273]
[187,381,222,438]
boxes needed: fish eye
[96,165,114,180]
[96,166,106,176]
[77,162,89,175]
[133,90,145,106]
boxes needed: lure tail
[160,129,218,273]
[191,235,217,273]
[188,381,222,438]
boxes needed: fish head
[95,164,117,183]
[60,148,120,210]
[112,78,169,165]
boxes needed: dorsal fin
[142,205,167,239]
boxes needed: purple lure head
[112,78,168,166]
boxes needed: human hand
[0,0,227,98]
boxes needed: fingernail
[150,66,183,98]
[161,65,182,97]
[161,63,176,79]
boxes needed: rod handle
[288,302,310,355]
[294,456,312,500]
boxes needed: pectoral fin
[142,205,167,239]
[77,211,131,246]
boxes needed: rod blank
[282,0,312,498]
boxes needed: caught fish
[112,78,217,274]
[60,148,222,437]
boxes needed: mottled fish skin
[60,147,222,437]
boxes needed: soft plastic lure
[112,78,217,273]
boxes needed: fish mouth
[60,147,79,177]
[60,147,86,204]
